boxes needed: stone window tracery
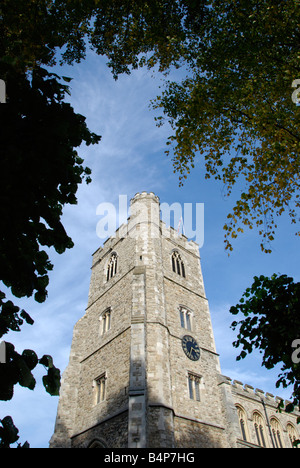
[179,306,192,331]
[270,418,284,448]
[236,405,249,442]
[287,423,299,448]
[94,373,106,404]
[253,412,267,448]
[188,373,203,402]
[107,253,117,281]
[88,439,107,448]
[171,251,185,278]
[100,308,111,336]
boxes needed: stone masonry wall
[50,191,299,449]
[220,375,300,448]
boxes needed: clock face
[182,335,200,361]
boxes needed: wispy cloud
[0,52,172,447]
[1,49,299,448]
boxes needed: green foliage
[0,292,34,338]
[0,0,100,447]
[3,2,297,255]
[0,342,61,401]
[2,0,299,447]
[0,62,99,445]
[0,416,30,448]
[0,416,19,448]
[88,0,190,78]
[150,0,300,253]
[0,0,92,70]
[39,355,61,396]
[0,339,61,447]
[230,274,300,413]
[50,0,299,253]
[0,63,100,303]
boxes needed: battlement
[92,192,202,268]
[50,184,299,448]
[130,191,160,205]
[220,375,299,413]
[160,219,200,255]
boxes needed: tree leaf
[0,416,19,448]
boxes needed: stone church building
[50,192,299,448]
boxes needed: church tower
[49,192,232,448]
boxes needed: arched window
[253,412,267,448]
[287,423,299,448]
[107,253,117,281]
[100,308,111,335]
[88,439,107,448]
[171,251,185,278]
[188,373,203,402]
[179,306,192,331]
[236,405,249,442]
[270,418,284,448]
[94,373,106,404]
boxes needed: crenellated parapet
[219,374,300,448]
[221,375,299,411]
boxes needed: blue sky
[1,50,299,448]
